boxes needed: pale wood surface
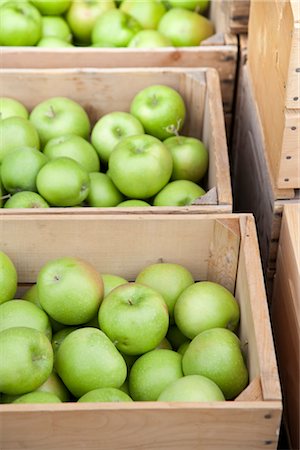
[271,204,300,450]
[247,0,300,189]
[211,0,250,35]
[0,67,232,213]
[0,213,282,449]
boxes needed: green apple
[91,111,144,164]
[86,172,124,207]
[98,282,169,355]
[0,1,42,46]
[51,326,79,358]
[0,299,52,339]
[108,134,173,199]
[0,326,53,395]
[129,349,183,400]
[91,9,142,47]
[43,135,100,173]
[37,256,104,325]
[166,324,189,350]
[36,371,70,402]
[36,157,90,206]
[0,174,4,208]
[29,97,91,148]
[174,281,240,339]
[130,85,186,140]
[128,30,172,48]
[182,328,249,399]
[164,136,208,182]
[1,147,48,193]
[158,374,225,402]
[41,16,72,42]
[78,387,132,402]
[55,327,127,398]
[153,179,206,206]
[13,391,62,403]
[0,97,28,120]
[177,340,190,356]
[0,116,40,164]
[101,274,128,297]
[37,37,74,47]
[117,199,150,207]
[30,0,71,16]
[120,0,166,29]
[136,262,194,321]
[158,8,214,46]
[4,191,50,208]
[0,251,17,305]
[66,0,116,45]
[166,0,209,13]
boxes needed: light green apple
[4,191,50,209]
[0,97,28,120]
[120,0,166,29]
[55,327,127,398]
[166,0,209,13]
[0,326,53,395]
[0,299,52,339]
[128,30,172,48]
[182,328,249,399]
[78,387,132,402]
[174,281,240,339]
[153,180,206,206]
[30,0,71,16]
[101,273,128,297]
[117,199,150,207]
[136,262,194,321]
[86,173,124,207]
[0,251,17,304]
[177,340,190,356]
[51,326,79,359]
[129,349,183,400]
[41,15,72,42]
[37,256,104,325]
[158,374,225,402]
[37,37,73,47]
[36,371,70,402]
[13,391,62,403]
[98,282,169,355]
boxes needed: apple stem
[164,118,182,137]
[128,299,133,306]
[45,105,56,119]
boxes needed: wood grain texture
[271,204,300,450]
[0,213,282,450]
[0,67,232,214]
[211,0,250,34]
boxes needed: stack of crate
[231,1,300,449]
[0,2,285,450]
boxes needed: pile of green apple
[0,84,209,208]
[0,0,214,48]
[0,250,249,404]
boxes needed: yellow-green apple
[86,172,124,207]
[177,340,190,355]
[128,30,172,48]
[174,281,240,339]
[0,97,28,120]
[182,328,249,399]
[30,0,71,15]
[1,147,48,193]
[0,251,17,304]
[41,16,72,42]
[0,116,40,164]
[66,0,116,45]
[0,326,53,395]
[55,327,127,397]
[108,134,173,199]
[129,349,183,400]
[130,84,186,140]
[98,282,169,355]
[29,97,90,148]
[91,111,144,164]
[136,262,194,322]
[43,134,100,173]
[166,0,209,13]
[158,374,225,402]
[4,191,50,208]
[36,157,90,206]
[120,0,166,29]
[101,273,128,297]
[158,8,214,46]
[78,387,132,402]
[117,199,150,207]
[36,371,70,401]
[153,179,206,206]
[37,256,104,325]
[13,391,62,403]
[164,136,208,182]
[0,1,42,46]
[37,37,73,47]
[0,299,52,339]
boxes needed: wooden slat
[210,0,250,35]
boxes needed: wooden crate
[271,204,299,450]
[210,0,250,35]
[0,212,282,450]
[247,0,300,189]
[0,67,232,214]
[231,64,300,299]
